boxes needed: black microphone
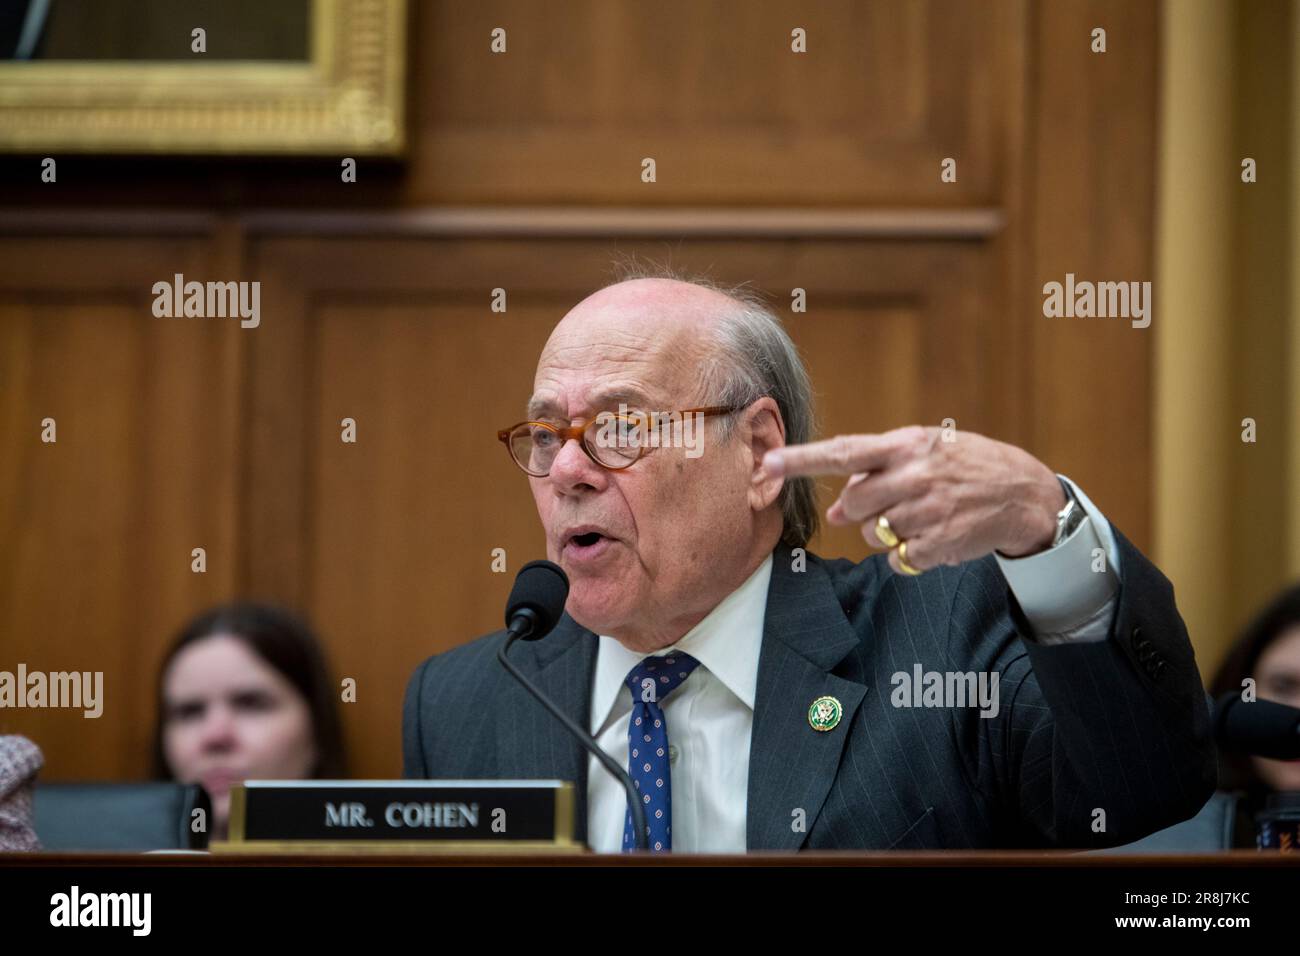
[1213,692,1300,759]
[503,559,571,641]
[497,560,649,850]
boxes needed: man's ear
[746,397,786,511]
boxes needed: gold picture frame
[0,0,406,156]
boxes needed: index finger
[765,428,925,478]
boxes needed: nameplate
[210,780,580,854]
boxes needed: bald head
[562,276,744,331]
[534,278,740,413]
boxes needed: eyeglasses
[497,405,744,477]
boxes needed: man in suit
[403,272,1215,851]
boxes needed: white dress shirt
[585,474,1121,852]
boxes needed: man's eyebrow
[526,388,653,420]
[526,396,554,419]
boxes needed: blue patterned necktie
[622,652,701,852]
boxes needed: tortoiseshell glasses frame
[497,405,745,477]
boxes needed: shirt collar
[590,553,774,733]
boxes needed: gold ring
[874,515,900,549]
[896,541,923,576]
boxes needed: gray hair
[603,257,820,549]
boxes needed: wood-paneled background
[0,0,1160,782]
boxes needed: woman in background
[1209,583,1300,845]
[153,602,347,841]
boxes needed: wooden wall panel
[305,301,556,778]
[0,237,241,778]
[1023,0,1159,549]
[416,0,1014,204]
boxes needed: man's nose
[547,436,607,492]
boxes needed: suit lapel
[495,614,597,844]
[746,544,870,850]
[496,546,873,851]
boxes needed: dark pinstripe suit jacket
[402,529,1215,850]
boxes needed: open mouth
[563,529,615,562]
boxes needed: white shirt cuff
[993,475,1121,642]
